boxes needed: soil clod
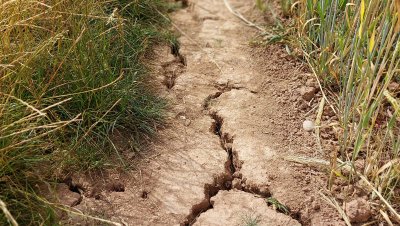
[344,198,371,223]
[300,86,318,101]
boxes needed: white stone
[303,120,315,132]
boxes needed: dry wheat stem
[0,199,18,226]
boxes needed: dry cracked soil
[58,0,347,225]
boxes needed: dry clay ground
[57,0,349,225]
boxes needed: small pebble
[184,119,191,126]
[303,120,315,132]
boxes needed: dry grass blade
[0,114,81,153]
[223,0,267,32]
[359,175,400,222]
[319,191,352,226]
[315,97,325,155]
[0,92,45,116]
[58,207,122,226]
[43,72,124,100]
[303,56,337,115]
[0,199,18,226]
[380,209,394,226]
[284,155,329,167]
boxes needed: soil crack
[181,92,270,226]
[214,83,258,94]
[162,47,187,89]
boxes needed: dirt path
[66,1,344,225]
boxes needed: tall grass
[287,0,400,222]
[1,0,173,224]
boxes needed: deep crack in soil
[182,93,274,226]
[161,59,186,89]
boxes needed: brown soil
[59,0,347,225]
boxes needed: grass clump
[1,0,174,224]
[241,213,261,226]
[277,0,400,222]
[266,197,290,215]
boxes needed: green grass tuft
[266,197,290,215]
[0,0,174,224]
[241,213,261,226]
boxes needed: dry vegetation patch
[263,0,400,224]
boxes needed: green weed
[266,197,290,215]
[241,213,261,226]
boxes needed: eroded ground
[59,0,345,225]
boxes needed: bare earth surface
[61,0,346,225]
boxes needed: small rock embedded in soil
[55,184,82,207]
[344,198,371,223]
[184,119,191,126]
[232,171,242,179]
[300,86,317,101]
[303,120,315,132]
[232,178,242,190]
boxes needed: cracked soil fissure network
[68,0,345,225]
[182,95,272,226]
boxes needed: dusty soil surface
[59,0,347,225]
